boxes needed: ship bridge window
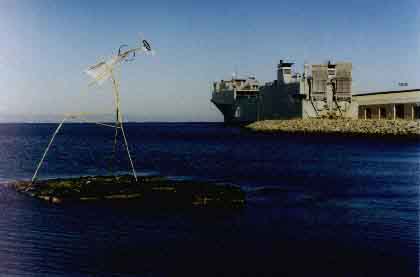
[283,69,291,74]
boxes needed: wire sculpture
[31,36,154,184]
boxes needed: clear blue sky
[0,0,419,122]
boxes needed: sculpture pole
[110,70,138,181]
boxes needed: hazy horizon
[1,0,419,122]
[0,112,221,123]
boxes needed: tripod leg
[119,117,138,181]
[110,70,138,182]
[108,122,119,175]
[32,117,67,184]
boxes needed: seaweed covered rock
[13,175,245,208]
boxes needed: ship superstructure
[261,60,356,119]
[211,76,260,124]
[211,60,357,124]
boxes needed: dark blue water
[0,123,418,276]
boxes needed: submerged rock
[13,175,245,208]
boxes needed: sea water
[0,123,418,276]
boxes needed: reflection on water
[0,123,418,276]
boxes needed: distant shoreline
[245,119,420,138]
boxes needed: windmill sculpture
[31,37,154,184]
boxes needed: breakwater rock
[13,175,245,208]
[246,119,420,137]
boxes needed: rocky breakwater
[246,119,420,137]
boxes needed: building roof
[353,89,420,105]
[353,89,420,97]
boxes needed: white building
[354,89,420,120]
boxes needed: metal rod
[110,71,138,181]
[119,117,137,181]
[64,112,120,128]
[109,118,119,174]
[110,70,121,175]
[31,117,67,184]
[76,117,120,128]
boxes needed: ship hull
[211,100,235,124]
[211,97,260,125]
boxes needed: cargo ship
[211,60,356,124]
[211,76,261,124]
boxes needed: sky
[0,0,419,122]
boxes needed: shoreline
[245,119,420,138]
